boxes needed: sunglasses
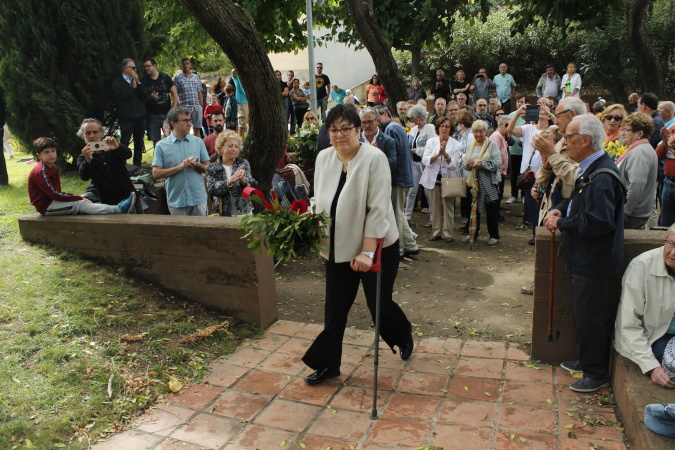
[605,115,623,122]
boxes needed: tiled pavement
[95,321,626,449]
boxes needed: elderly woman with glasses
[420,116,462,242]
[616,112,658,229]
[301,103,414,386]
[601,104,627,143]
[404,104,436,224]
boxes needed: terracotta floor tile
[557,408,624,441]
[448,376,502,402]
[209,390,270,421]
[493,430,557,449]
[415,337,463,355]
[227,424,298,449]
[365,416,432,447]
[437,398,497,427]
[396,372,450,396]
[344,327,377,346]
[498,404,556,433]
[299,435,358,450]
[223,347,271,368]
[233,369,292,396]
[136,404,195,435]
[406,353,457,375]
[154,440,204,450]
[93,430,163,449]
[382,393,442,421]
[455,356,505,379]
[427,423,492,448]
[247,333,289,351]
[502,381,555,407]
[276,336,313,356]
[279,377,341,406]
[253,398,321,432]
[555,366,582,386]
[506,344,531,361]
[341,343,370,365]
[170,413,241,448]
[462,340,507,359]
[330,385,389,413]
[347,365,401,391]
[267,320,305,336]
[359,444,406,450]
[166,384,223,410]
[307,409,372,440]
[504,361,554,384]
[201,362,248,388]
[362,349,408,369]
[300,362,357,384]
[559,435,626,449]
[556,385,614,409]
[295,322,324,340]
[257,352,305,376]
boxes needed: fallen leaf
[519,437,527,443]
[484,392,491,397]
[564,424,575,429]
[299,444,306,449]
[510,434,515,440]
[168,376,182,393]
[330,410,337,414]
[464,386,469,391]
[546,398,553,404]
[571,371,583,378]
[280,440,287,447]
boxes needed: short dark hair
[167,106,191,124]
[33,137,56,154]
[546,63,555,70]
[326,103,361,130]
[225,85,234,94]
[180,57,191,64]
[144,58,157,66]
[640,93,659,111]
[434,116,455,135]
[210,110,225,120]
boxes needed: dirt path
[276,199,537,349]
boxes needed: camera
[90,141,109,152]
[525,105,540,122]
[476,74,484,78]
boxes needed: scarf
[465,139,490,186]
[604,128,622,143]
[616,138,649,166]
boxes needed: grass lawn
[0,143,260,448]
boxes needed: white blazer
[419,136,462,190]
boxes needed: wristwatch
[361,251,375,259]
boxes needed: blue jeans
[317,98,328,122]
[659,177,675,227]
[120,117,146,167]
[644,403,675,437]
[652,333,675,362]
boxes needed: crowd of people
[23,58,675,412]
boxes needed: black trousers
[474,199,500,239]
[302,241,412,370]
[571,274,613,381]
[509,154,522,199]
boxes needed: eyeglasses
[562,132,580,141]
[316,66,323,69]
[361,119,376,125]
[307,117,316,121]
[477,104,487,108]
[143,64,154,68]
[554,109,571,118]
[605,115,623,122]
[448,108,459,112]
[328,126,354,136]
[126,66,137,70]
[495,113,504,117]
[177,118,192,123]
[620,127,636,133]
[439,124,453,129]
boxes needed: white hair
[573,114,605,152]
[559,97,587,116]
[407,104,428,119]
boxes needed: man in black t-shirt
[142,59,178,146]
[315,62,331,122]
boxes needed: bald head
[659,101,674,123]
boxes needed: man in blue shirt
[493,63,517,114]
[152,107,210,216]
[230,68,249,138]
[330,85,347,106]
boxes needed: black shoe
[570,377,610,393]
[560,360,582,373]
[399,326,414,361]
[460,227,469,235]
[428,236,442,242]
[304,367,340,385]
[528,238,535,246]
[403,249,420,257]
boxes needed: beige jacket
[314,143,398,263]
[615,247,675,374]
[535,139,578,224]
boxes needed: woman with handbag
[462,120,502,245]
[420,117,463,242]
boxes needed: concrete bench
[18,213,277,328]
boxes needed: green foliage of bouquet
[287,125,319,166]
[238,188,330,265]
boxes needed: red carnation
[290,200,309,214]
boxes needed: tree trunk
[180,0,286,196]
[345,0,407,117]
[624,0,664,97]
[410,43,421,81]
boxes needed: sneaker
[505,196,516,204]
[528,238,536,246]
[462,236,471,243]
[487,238,499,245]
[118,192,136,214]
[560,360,582,373]
[520,282,534,295]
[569,377,610,393]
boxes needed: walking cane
[370,238,384,420]
[547,230,555,342]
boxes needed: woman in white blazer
[302,104,414,386]
[420,116,462,241]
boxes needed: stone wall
[18,213,278,328]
